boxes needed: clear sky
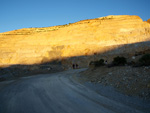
[0,0,150,33]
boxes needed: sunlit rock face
[0,15,150,67]
[147,19,150,23]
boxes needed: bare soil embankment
[80,66,150,99]
[0,64,63,82]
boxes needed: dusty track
[0,69,149,113]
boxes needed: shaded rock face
[0,15,150,68]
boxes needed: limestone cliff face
[0,15,150,67]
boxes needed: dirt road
[0,69,149,113]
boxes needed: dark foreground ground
[0,69,150,113]
[0,64,63,81]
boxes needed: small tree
[113,56,127,66]
[90,59,105,67]
[139,54,150,66]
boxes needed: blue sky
[0,0,150,33]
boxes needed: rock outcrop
[0,15,150,68]
[147,19,150,23]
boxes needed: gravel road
[0,69,149,113]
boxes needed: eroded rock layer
[0,15,150,68]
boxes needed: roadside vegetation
[89,59,105,67]
[89,54,150,67]
[85,54,150,99]
[112,56,127,66]
[139,54,150,66]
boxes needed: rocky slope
[80,66,150,99]
[0,15,150,68]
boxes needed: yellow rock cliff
[0,15,150,68]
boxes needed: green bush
[113,56,127,66]
[139,54,150,66]
[89,59,105,67]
